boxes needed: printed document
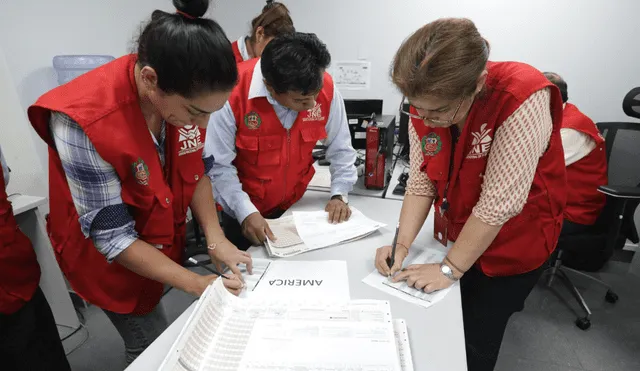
[393,319,415,371]
[245,260,350,301]
[293,207,386,250]
[264,207,384,257]
[159,280,402,371]
[362,244,457,310]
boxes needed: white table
[127,191,467,371]
[9,195,81,338]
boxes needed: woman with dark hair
[28,0,250,364]
[373,18,567,371]
[231,0,295,63]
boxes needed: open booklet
[159,279,404,371]
[264,207,386,258]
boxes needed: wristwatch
[331,194,349,204]
[440,261,459,281]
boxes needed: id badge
[434,206,448,247]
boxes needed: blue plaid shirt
[50,113,213,262]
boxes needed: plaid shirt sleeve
[50,112,138,262]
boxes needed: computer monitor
[344,99,383,117]
[398,103,410,158]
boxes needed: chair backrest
[622,87,640,119]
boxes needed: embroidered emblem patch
[303,102,325,122]
[244,111,262,130]
[467,123,493,159]
[177,125,204,156]
[132,158,150,186]
[422,133,442,156]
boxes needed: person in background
[0,145,71,370]
[231,0,295,63]
[544,72,608,234]
[373,19,566,371]
[28,0,249,364]
[207,32,357,251]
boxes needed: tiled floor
[63,264,640,371]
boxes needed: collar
[248,59,280,106]
[236,35,252,62]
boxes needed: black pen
[386,222,400,276]
[188,258,230,280]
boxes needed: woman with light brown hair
[374,18,567,370]
[231,0,295,63]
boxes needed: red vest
[229,59,333,216]
[0,164,41,314]
[231,41,245,64]
[562,103,608,225]
[413,62,567,276]
[28,55,205,314]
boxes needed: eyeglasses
[399,96,464,126]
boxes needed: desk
[10,195,81,338]
[127,191,467,371]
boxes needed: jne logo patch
[178,125,204,156]
[467,123,493,159]
[303,102,325,122]
[421,132,442,156]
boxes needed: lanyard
[440,125,460,214]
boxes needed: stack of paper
[159,280,404,371]
[363,244,457,310]
[264,207,385,258]
[308,164,332,191]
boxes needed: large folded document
[265,207,385,258]
[159,280,402,371]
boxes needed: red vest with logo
[28,55,205,315]
[229,59,333,216]
[0,165,41,314]
[231,41,245,64]
[562,103,607,225]
[412,61,567,276]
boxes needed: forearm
[445,214,502,274]
[190,177,226,244]
[397,194,434,247]
[115,239,200,294]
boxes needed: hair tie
[176,10,196,19]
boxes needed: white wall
[2,0,639,173]
[214,0,640,122]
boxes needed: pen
[386,222,400,276]
[188,257,230,280]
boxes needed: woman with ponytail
[28,0,250,363]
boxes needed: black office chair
[546,87,640,331]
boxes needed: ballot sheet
[362,244,457,310]
[159,280,402,371]
[264,207,384,258]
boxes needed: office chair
[546,88,640,330]
[547,88,640,330]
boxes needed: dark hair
[250,1,295,41]
[543,72,568,103]
[261,32,331,95]
[136,0,238,98]
[392,18,490,100]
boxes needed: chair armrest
[598,185,640,199]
